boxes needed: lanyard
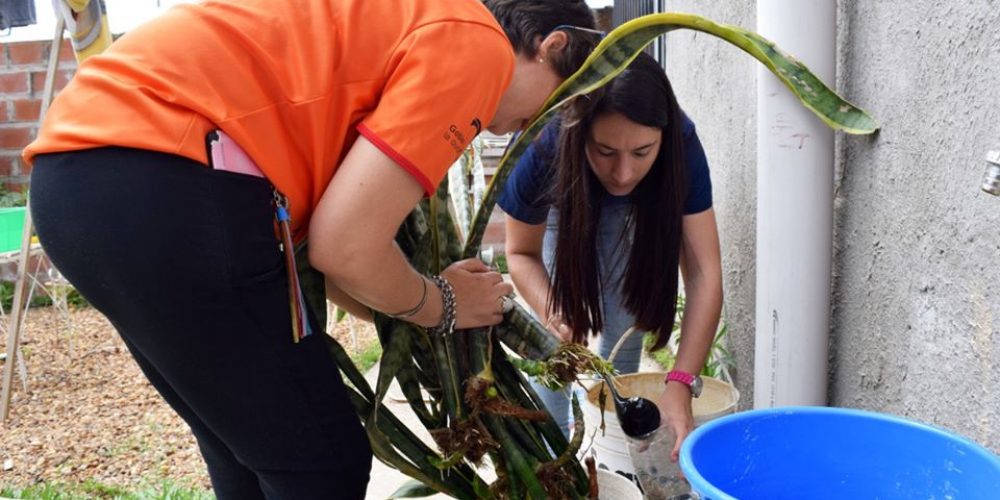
[273,189,311,343]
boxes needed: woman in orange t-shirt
[24,0,600,497]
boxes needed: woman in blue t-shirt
[498,53,723,461]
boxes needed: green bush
[643,295,733,380]
[0,282,89,311]
[0,187,27,208]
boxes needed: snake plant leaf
[330,327,478,496]
[325,334,374,401]
[498,303,564,360]
[391,335,441,428]
[373,312,414,411]
[389,480,440,499]
[396,179,463,276]
[363,413,462,499]
[462,12,878,258]
[353,384,486,499]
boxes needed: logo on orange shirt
[444,118,482,154]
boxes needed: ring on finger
[500,296,514,314]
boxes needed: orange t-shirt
[24,0,514,236]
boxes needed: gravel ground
[0,306,377,492]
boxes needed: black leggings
[30,148,371,500]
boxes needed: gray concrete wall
[663,0,758,411]
[661,0,1000,452]
[832,0,1000,452]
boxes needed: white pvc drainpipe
[754,0,836,408]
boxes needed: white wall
[1,0,193,42]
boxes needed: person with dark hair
[23,0,599,498]
[500,52,723,461]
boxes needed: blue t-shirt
[498,114,713,224]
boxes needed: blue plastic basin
[679,406,1000,499]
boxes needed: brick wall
[0,39,77,191]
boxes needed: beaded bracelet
[429,274,457,335]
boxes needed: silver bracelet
[386,276,428,319]
[429,275,456,335]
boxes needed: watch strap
[665,369,696,387]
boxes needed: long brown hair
[550,53,687,351]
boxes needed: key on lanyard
[273,189,311,343]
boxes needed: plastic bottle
[625,425,690,499]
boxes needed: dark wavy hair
[483,0,599,79]
[551,53,687,351]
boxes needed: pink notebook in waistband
[208,129,266,179]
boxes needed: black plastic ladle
[600,373,661,437]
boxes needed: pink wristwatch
[665,370,703,398]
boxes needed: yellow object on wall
[62,0,91,12]
[52,0,112,63]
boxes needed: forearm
[673,274,723,375]
[320,240,443,328]
[673,209,723,375]
[311,135,511,331]
[657,269,722,455]
[507,253,554,321]
[324,278,374,322]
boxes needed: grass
[0,479,213,500]
[353,337,384,373]
[328,306,383,373]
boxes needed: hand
[543,313,573,342]
[440,259,514,329]
[656,381,695,471]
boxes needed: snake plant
[300,12,877,500]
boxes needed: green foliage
[492,252,508,274]
[0,281,54,309]
[701,323,734,378]
[645,336,677,370]
[643,295,733,380]
[0,187,28,208]
[0,282,89,310]
[0,479,213,500]
[67,289,90,309]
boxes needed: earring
[538,58,545,64]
